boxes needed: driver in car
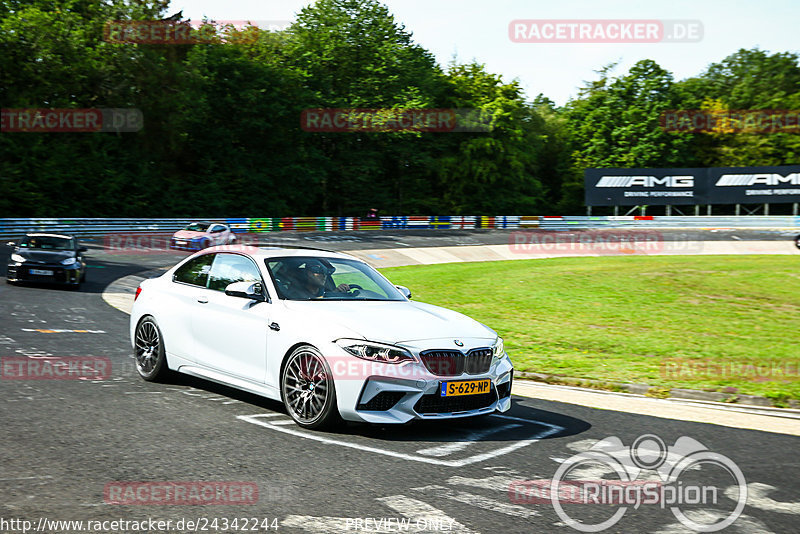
[285,260,351,299]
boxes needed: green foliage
[1,1,798,216]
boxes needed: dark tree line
[1,0,798,217]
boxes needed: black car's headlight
[335,339,415,364]
[61,257,77,266]
[10,253,26,263]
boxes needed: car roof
[24,233,74,239]
[203,245,357,261]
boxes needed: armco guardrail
[0,215,798,239]
[536,215,800,230]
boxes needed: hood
[282,299,496,344]
[173,230,207,239]
[15,249,75,263]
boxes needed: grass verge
[381,255,800,403]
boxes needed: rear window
[173,254,215,287]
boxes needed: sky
[171,0,800,106]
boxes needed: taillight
[134,286,142,301]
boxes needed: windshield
[266,256,405,301]
[19,236,74,250]
[184,223,210,232]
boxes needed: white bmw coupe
[130,246,513,429]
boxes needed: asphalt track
[1,229,799,534]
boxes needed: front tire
[281,345,341,430]
[134,316,170,381]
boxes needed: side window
[210,225,224,233]
[207,254,262,292]
[173,254,215,287]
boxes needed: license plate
[440,379,491,397]
[30,269,53,276]
[176,240,187,246]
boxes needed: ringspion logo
[510,435,747,532]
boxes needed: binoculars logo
[550,434,747,532]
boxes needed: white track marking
[238,413,563,467]
[415,424,521,456]
[413,484,539,519]
[727,483,800,514]
[0,475,53,482]
[446,475,524,493]
[653,511,774,534]
[270,419,297,426]
[282,495,475,533]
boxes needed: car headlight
[61,257,77,266]
[492,337,505,359]
[336,339,415,364]
[10,253,26,263]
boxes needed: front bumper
[169,238,206,251]
[335,353,514,424]
[7,262,82,285]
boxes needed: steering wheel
[347,283,362,296]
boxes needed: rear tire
[134,316,170,381]
[281,345,341,430]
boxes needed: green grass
[381,255,800,403]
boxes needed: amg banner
[585,165,800,206]
[710,166,800,204]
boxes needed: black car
[6,233,87,288]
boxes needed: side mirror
[6,241,16,247]
[225,281,267,302]
[395,285,411,299]
[78,246,88,252]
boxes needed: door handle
[196,296,208,304]
[269,322,280,331]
